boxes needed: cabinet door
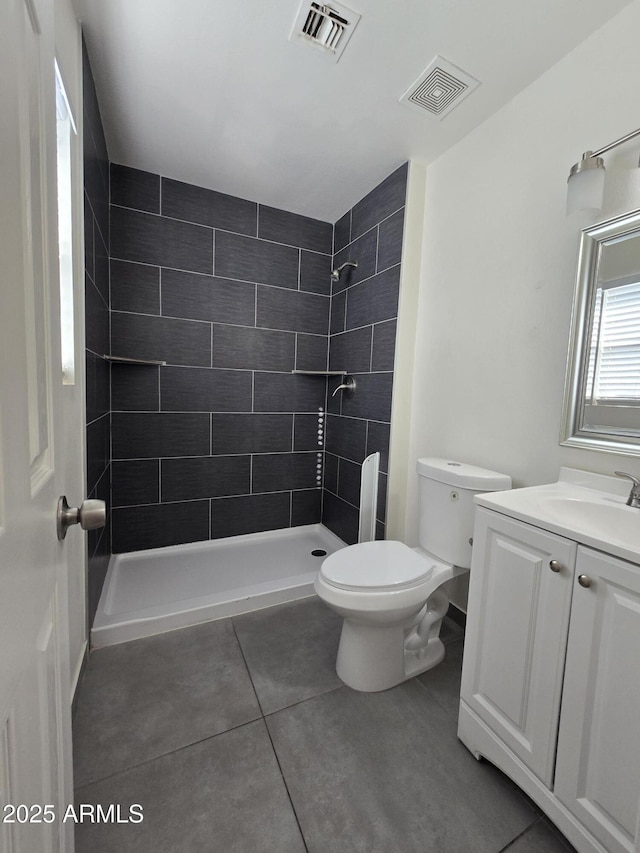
[460,509,575,786]
[555,546,640,853]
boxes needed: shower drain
[311,549,327,557]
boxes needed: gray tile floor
[73,598,576,853]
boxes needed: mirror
[561,209,640,456]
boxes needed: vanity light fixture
[567,126,640,216]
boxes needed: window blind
[587,279,640,404]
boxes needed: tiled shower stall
[84,46,407,623]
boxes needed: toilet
[315,457,511,692]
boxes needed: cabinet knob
[578,574,592,589]
[549,560,563,573]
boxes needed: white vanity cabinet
[459,510,576,787]
[554,546,640,853]
[459,508,640,853]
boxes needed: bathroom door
[0,0,79,849]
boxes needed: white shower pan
[92,523,346,647]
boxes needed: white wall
[404,1,640,596]
[387,161,426,541]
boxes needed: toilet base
[335,589,451,692]
[337,618,408,692]
[404,637,445,679]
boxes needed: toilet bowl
[315,540,464,691]
[315,458,511,692]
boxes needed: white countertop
[475,467,640,565]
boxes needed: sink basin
[474,468,640,564]
[544,497,640,550]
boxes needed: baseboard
[446,601,466,629]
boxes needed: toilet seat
[320,540,434,592]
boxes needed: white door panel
[0,0,85,849]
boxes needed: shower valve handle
[331,376,356,398]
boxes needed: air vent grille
[409,68,467,115]
[290,1,361,63]
[302,4,348,50]
[400,56,479,120]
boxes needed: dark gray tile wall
[110,165,332,552]
[323,163,407,544]
[103,160,406,553]
[83,41,111,624]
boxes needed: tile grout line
[111,450,333,462]
[73,716,265,796]
[110,245,398,299]
[86,268,109,311]
[261,683,343,721]
[111,410,391,422]
[229,622,312,853]
[251,369,255,414]
[495,817,545,853]
[109,260,334,296]
[375,223,380,275]
[110,486,320,512]
[369,322,375,372]
[111,201,331,257]
[261,717,311,853]
[230,620,265,717]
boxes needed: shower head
[331,261,358,281]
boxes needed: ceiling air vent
[400,56,479,120]
[289,1,361,63]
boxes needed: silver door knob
[56,496,106,540]
[549,560,563,573]
[578,574,592,589]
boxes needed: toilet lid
[320,541,434,591]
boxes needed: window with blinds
[586,278,640,405]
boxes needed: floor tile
[416,637,464,720]
[74,720,306,853]
[233,597,343,714]
[267,680,537,853]
[502,819,577,852]
[73,620,260,787]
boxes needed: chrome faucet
[614,471,640,508]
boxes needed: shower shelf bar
[291,370,347,376]
[104,355,167,366]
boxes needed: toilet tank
[416,458,511,568]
